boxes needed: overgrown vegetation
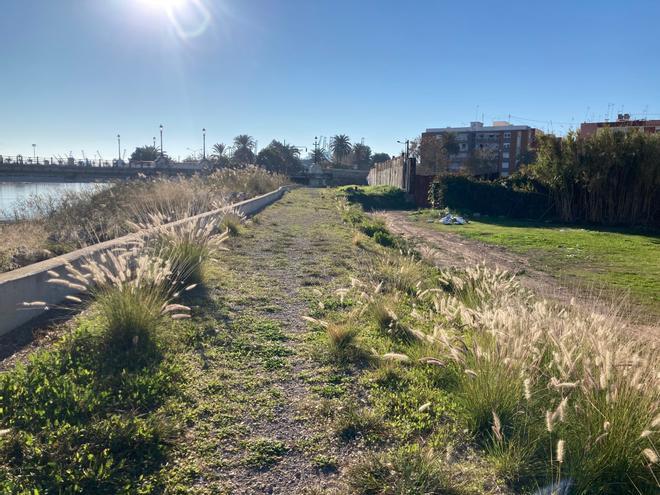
[428,129,660,226]
[303,190,660,494]
[0,194,235,491]
[337,185,412,211]
[0,167,286,273]
[409,209,660,318]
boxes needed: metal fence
[0,155,117,168]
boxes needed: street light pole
[32,144,36,163]
[153,136,156,148]
[159,124,163,157]
[117,134,121,162]
[202,128,206,159]
[313,136,319,165]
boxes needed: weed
[346,444,462,495]
[333,405,384,442]
[243,438,288,468]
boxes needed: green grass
[336,185,413,210]
[412,210,660,317]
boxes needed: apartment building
[580,114,660,137]
[420,121,539,177]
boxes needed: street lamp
[202,128,206,159]
[32,144,36,163]
[159,124,164,157]
[117,134,121,162]
[397,139,410,160]
[313,136,319,165]
[153,136,156,148]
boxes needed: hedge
[428,175,553,219]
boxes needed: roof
[425,124,532,133]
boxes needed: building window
[503,143,510,150]
[503,132,511,139]
[502,161,509,169]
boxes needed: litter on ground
[440,213,468,225]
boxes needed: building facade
[580,114,660,137]
[421,121,538,177]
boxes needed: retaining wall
[0,186,288,336]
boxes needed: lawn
[411,210,660,318]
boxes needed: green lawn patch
[413,210,660,317]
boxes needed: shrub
[338,185,412,210]
[428,175,551,219]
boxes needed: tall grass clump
[529,129,660,226]
[41,246,191,366]
[134,212,230,285]
[347,445,462,495]
[424,266,660,493]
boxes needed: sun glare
[138,0,211,39]
[140,0,188,9]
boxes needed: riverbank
[0,188,657,493]
[0,168,288,273]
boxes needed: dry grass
[415,266,659,492]
[0,168,287,273]
[330,250,659,492]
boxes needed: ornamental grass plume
[29,243,193,363]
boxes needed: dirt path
[379,210,659,338]
[169,188,367,494]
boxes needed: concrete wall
[367,156,406,189]
[0,186,288,336]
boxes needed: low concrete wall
[0,186,288,336]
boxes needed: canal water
[0,182,106,220]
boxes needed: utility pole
[159,124,164,157]
[202,128,206,159]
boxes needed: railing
[0,155,117,167]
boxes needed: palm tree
[232,134,256,165]
[352,142,372,169]
[330,134,351,165]
[212,143,226,157]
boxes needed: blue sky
[1,0,659,160]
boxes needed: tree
[330,134,351,166]
[419,132,460,175]
[461,148,498,176]
[256,140,302,175]
[212,143,226,157]
[371,152,391,165]
[419,135,449,174]
[351,142,372,169]
[130,145,159,162]
[231,134,256,166]
[309,147,328,165]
